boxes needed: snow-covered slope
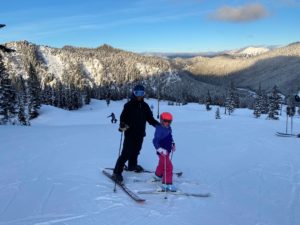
[227,46,270,57]
[0,99,299,225]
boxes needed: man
[113,85,159,182]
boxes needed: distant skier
[150,104,154,112]
[153,112,176,192]
[112,85,159,183]
[107,112,117,123]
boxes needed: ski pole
[114,131,123,192]
[291,115,293,135]
[286,113,288,134]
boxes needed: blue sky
[1,0,300,52]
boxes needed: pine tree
[206,90,212,111]
[267,85,281,120]
[54,82,64,108]
[260,92,269,114]
[253,84,263,118]
[0,54,17,124]
[15,76,30,125]
[225,82,237,115]
[84,86,91,105]
[65,84,82,110]
[65,86,73,110]
[27,63,41,119]
[253,99,261,118]
[42,84,53,105]
[215,107,221,119]
[18,95,27,125]
[58,82,67,109]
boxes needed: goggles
[162,119,172,124]
[133,90,145,97]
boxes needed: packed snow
[0,99,299,225]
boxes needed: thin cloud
[209,3,268,22]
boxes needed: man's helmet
[295,95,300,102]
[133,85,145,97]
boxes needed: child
[153,112,176,192]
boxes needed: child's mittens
[157,148,168,155]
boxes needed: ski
[104,167,183,177]
[132,178,199,186]
[132,178,160,183]
[275,132,298,137]
[102,170,145,202]
[137,189,210,198]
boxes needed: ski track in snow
[286,161,300,225]
[0,186,19,218]
[39,184,56,215]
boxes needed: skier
[113,85,159,182]
[107,112,117,123]
[153,112,176,192]
[150,104,154,112]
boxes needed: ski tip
[177,172,183,177]
[204,193,211,197]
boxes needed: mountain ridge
[1,40,300,102]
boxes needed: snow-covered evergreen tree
[84,86,91,105]
[267,85,281,120]
[260,92,269,114]
[15,76,30,125]
[206,90,212,111]
[65,84,83,110]
[253,84,263,118]
[0,54,17,124]
[225,82,237,115]
[215,107,221,119]
[27,63,41,119]
[58,83,67,109]
[253,100,261,118]
[18,95,27,125]
[42,84,53,105]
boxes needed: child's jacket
[153,124,173,153]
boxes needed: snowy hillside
[237,46,270,56]
[0,99,299,225]
[3,41,175,88]
[227,46,270,57]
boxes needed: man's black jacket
[120,98,159,137]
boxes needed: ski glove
[118,123,129,132]
[157,148,168,155]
